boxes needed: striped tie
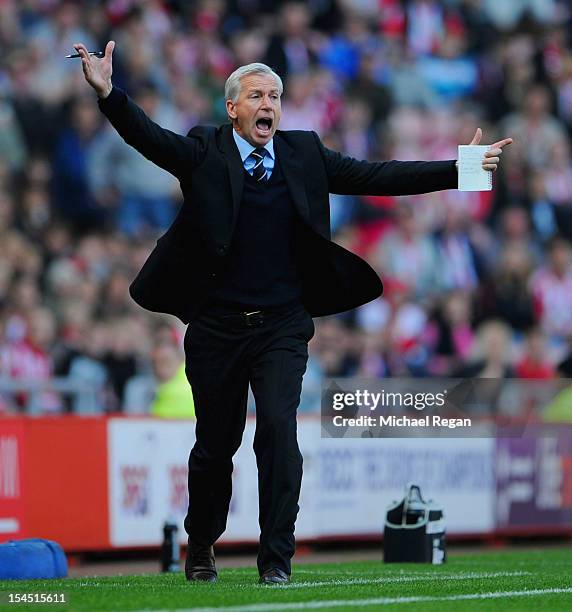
[250,148,268,182]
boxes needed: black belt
[220,309,265,327]
[205,298,302,327]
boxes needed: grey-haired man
[74,39,512,584]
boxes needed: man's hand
[468,127,513,172]
[73,40,115,99]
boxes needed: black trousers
[183,299,314,575]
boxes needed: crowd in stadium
[1,0,572,415]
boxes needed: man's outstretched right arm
[75,41,205,177]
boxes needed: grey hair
[224,63,283,103]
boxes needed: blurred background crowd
[1,0,572,416]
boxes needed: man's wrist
[97,83,113,99]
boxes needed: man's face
[226,73,282,147]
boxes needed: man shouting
[74,40,512,584]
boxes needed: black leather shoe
[185,539,217,583]
[259,568,290,584]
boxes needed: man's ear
[226,100,237,120]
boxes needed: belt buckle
[243,310,263,327]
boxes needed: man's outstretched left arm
[315,128,513,196]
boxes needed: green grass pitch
[1,549,572,611]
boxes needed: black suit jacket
[98,87,458,324]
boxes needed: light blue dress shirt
[232,129,275,179]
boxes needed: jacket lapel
[219,124,244,232]
[274,133,312,226]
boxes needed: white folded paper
[457,145,492,191]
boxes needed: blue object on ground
[0,538,68,579]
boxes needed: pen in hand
[66,51,104,58]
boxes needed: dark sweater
[211,157,302,307]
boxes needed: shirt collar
[232,128,274,162]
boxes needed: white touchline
[145,588,572,612]
[277,570,530,589]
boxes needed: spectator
[515,327,555,379]
[425,291,475,376]
[528,170,559,240]
[18,185,52,240]
[150,342,195,419]
[52,97,108,231]
[455,319,515,379]
[530,236,572,341]
[416,31,478,104]
[103,319,139,409]
[496,206,542,265]
[264,2,313,79]
[501,84,566,168]
[477,244,537,332]
[433,206,484,292]
[375,201,439,300]
[64,322,111,414]
[0,307,61,413]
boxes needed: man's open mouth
[255,118,273,134]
